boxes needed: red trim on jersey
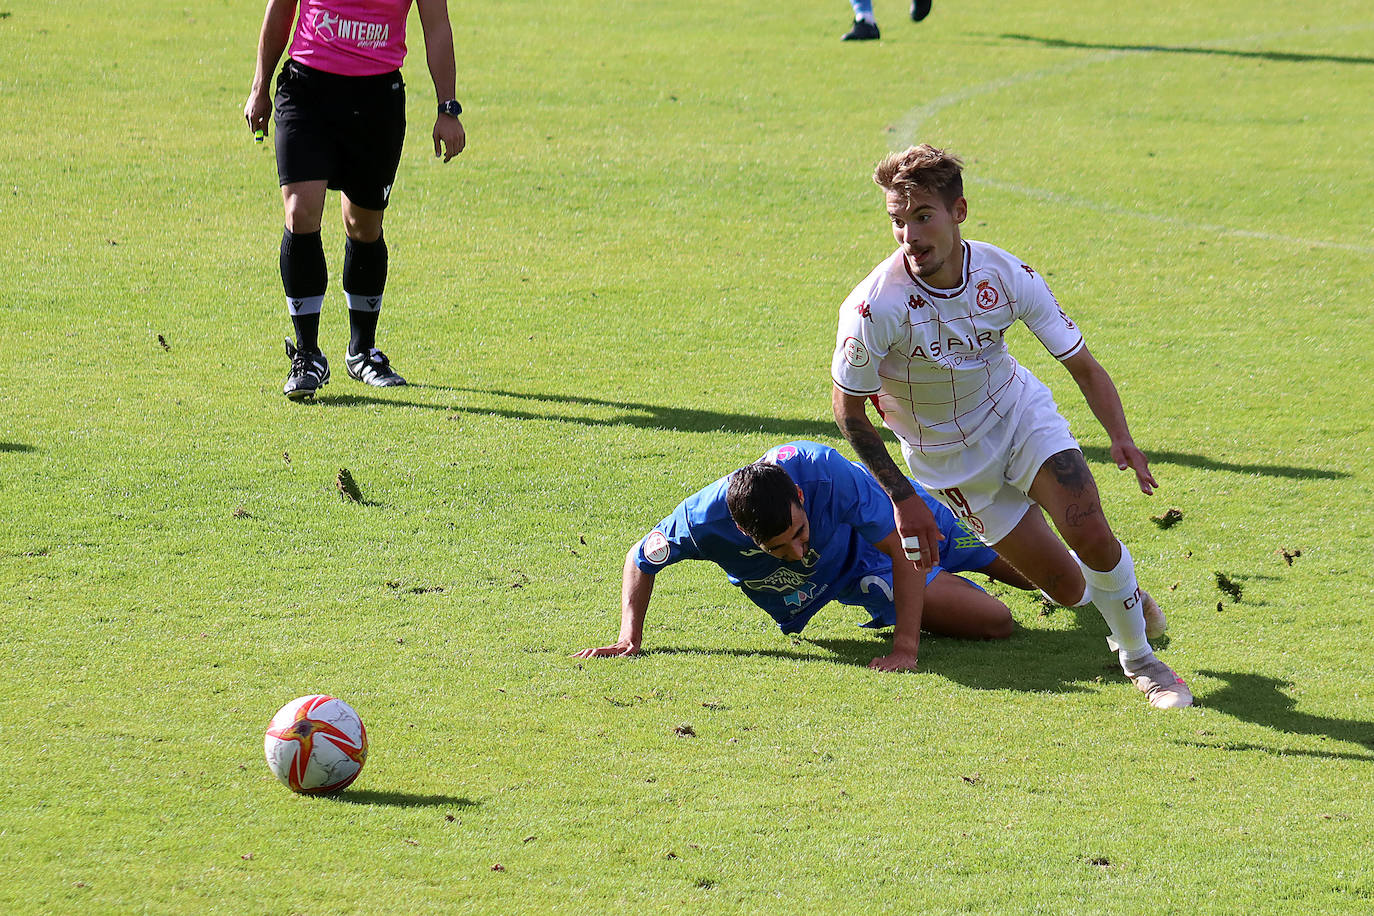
[1051,338,1086,361]
[902,242,971,299]
[831,376,882,397]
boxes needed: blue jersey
[633,441,995,633]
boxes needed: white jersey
[831,240,1084,454]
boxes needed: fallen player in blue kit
[574,441,1036,669]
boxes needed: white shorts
[899,373,1079,545]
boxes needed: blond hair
[873,144,965,208]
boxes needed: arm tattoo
[837,417,917,501]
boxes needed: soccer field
[2,0,1372,912]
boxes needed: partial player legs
[273,189,405,393]
[342,233,386,354]
[991,509,1190,707]
[339,195,405,387]
[280,227,327,350]
[921,571,1014,640]
[986,506,1086,608]
[341,194,384,244]
[843,0,880,39]
[1027,450,1148,658]
[280,184,329,336]
[278,180,331,399]
[1025,449,1192,708]
[282,180,328,234]
[1028,449,1120,571]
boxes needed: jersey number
[939,487,986,535]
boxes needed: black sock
[348,309,381,355]
[343,235,388,355]
[292,312,322,355]
[280,228,327,353]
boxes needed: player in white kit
[830,144,1191,708]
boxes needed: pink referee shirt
[289,0,413,76]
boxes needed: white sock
[287,294,325,317]
[1041,588,1091,608]
[858,12,876,23]
[1073,543,1150,666]
[344,292,383,313]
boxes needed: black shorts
[273,59,406,211]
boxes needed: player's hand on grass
[891,492,942,572]
[1111,440,1157,496]
[433,115,466,162]
[869,651,919,672]
[572,641,640,659]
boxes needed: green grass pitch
[1,0,1372,912]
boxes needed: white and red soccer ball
[263,695,368,794]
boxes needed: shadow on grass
[1172,740,1373,763]
[1079,445,1348,482]
[0,442,37,453]
[1182,669,1374,758]
[646,619,1374,758]
[1002,33,1374,67]
[319,387,1347,481]
[318,386,837,440]
[328,790,480,809]
[650,605,1119,697]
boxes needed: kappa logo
[853,299,872,320]
[1020,263,1036,277]
[642,530,670,565]
[975,280,1000,310]
[842,336,870,368]
[907,294,929,310]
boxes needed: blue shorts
[843,568,987,631]
[779,529,998,634]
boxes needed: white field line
[971,176,1374,254]
[892,24,1374,254]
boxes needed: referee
[244,0,466,400]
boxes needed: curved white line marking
[893,24,1374,254]
[972,176,1374,254]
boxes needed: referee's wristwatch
[438,99,462,119]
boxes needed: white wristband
[901,535,923,562]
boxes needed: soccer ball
[263,695,368,794]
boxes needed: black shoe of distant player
[842,18,880,40]
[283,338,330,401]
[345,347,407,387]
[911,0,932,21]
